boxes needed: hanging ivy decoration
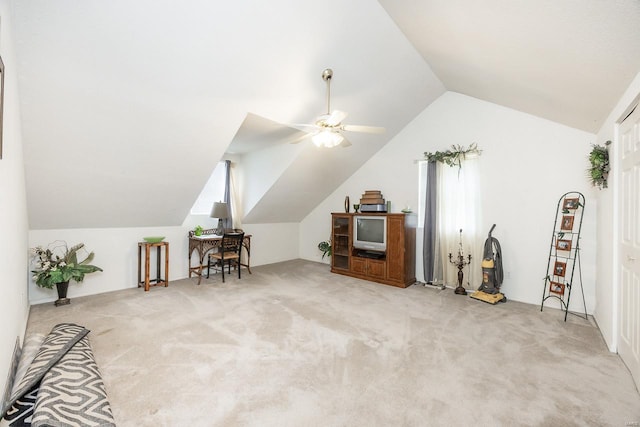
[587,141,611,189]
[423,143,481,170]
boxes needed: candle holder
[449,229,471,295]
[449,252,472,295]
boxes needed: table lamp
[210,202,228,235]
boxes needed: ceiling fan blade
[285,125,321,142]
[341,124,386,134]
[339,136,352,148]
[325,110,348,126]
[287,131,313,145]
[287,123,318,131]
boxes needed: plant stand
[540,192,587,321]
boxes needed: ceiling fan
[292,68,385,148]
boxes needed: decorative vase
[55,281,71,306]
[345,196,350,213]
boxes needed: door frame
[614,93,640,353]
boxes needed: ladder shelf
[540,191,588,321]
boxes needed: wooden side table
[138,241,169,291]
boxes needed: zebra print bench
[1,323,115,427]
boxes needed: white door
[618,101,640,390]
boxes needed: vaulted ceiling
[10,1,640,229]
[379,0,640,132]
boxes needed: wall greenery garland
[423,143,481,170]
[587,141,611,189]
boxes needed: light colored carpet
[25,259,640,426]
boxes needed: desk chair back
[208,231,245,282]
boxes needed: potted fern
[318,239,332,260]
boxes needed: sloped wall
[301,92,598,311]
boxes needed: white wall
[301,92,598,310]
[238,223,300,266]
[593,70,640,350]
[28,220,300,304]
[28,227,188,304]
[0,0,30,398]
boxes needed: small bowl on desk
[143,236,165,243]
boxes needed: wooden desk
[137,241,169,291]
[188,230,252,284]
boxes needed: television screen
[356,218,384,243]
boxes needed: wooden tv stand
[330,213,416,288]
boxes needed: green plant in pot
[194,225,204,236]
[318,240,332,259]
[31,242,103,306]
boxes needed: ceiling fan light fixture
[312,130,344,148]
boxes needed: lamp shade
[210,202,228,219]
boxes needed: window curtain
[227,161,242,230]
[222,160,233,230]
[422,160,439,283]
[436,156,482,289]
[421,155,482,290]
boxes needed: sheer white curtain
[228,161,242,230]
[436,156,482,289]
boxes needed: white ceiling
[9,1,640,229]
[378,0,640,132]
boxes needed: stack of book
[359,190,386,212]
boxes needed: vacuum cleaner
[470,224,506,304]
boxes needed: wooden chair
[207,231,244,282]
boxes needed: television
[353,215,387,252]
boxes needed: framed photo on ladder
[562,198,579,210]
[554,261,567,277]
[561,215,574,231]
[556,239,572,251]
[549,281,565,296]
